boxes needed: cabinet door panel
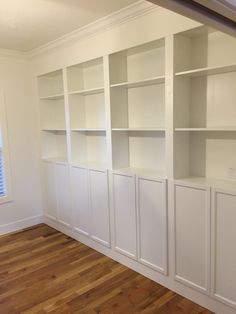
[71,167,90,236]
[212,189,236,308]
[113,173,137,259]
[137,177,167,274]
[174,183,210,293]
[42,162,57,220]
[55,164,71,227]
[90,170,110,247]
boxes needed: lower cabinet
[137,177,167,274]
[71,166,90,236]
[174,182,210,294]
[55,163,71,227]
[42,161,71,227]
[113,173,137,259]
[112,172,168,272]
[212,189,236,308]
[42,161,57,221]
[89,169,110,247]
[71,166,110,247]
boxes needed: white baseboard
[0,215,44,235]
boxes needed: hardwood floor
[0,224,214,314]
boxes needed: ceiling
[0,0,139,52]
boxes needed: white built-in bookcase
[38,26,236,185]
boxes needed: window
[0,92,12,204]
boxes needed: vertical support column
[103,55,113,170]
[165,35,174,180]
[62,68,72,164]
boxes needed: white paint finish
[174,183,210,293]
[137,177,167,274]
[42,161,57,220]
[212,189,236,308]
[55,163,71,227]
[90,169,110,247]
[0,0,139,51]
[113,173,137,259]
[71,166,90,236]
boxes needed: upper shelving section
[109,39,165,86]
[174,26,236,75]
[38,70,64,99]
[67,57,104,94]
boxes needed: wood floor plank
[0,224,214,314]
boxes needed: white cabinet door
[89,169,110,247]
[137,177,167,274]
[42,161,57,221]
[174,182,210,293]
[71,166,90,236]
[113,173,137,259]
[212,189,236,308]
[55,163,71,228]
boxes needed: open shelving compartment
[109,38,165,87]
[173,26,236,188]
[112,130,166,177]
[41,130,68,163]
[67,57,104,94]
[38,70,64,99]
[71,130,107,170]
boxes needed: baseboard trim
[0,215,44,235]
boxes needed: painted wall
[0,54,42,234]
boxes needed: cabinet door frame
[42,160,58,222]
[211,188,236,309]
[71,165,91,237]
[112,172,137,260]
[55,162,71,228]
[173,181,211,294]
[136,176,168,275]
[89,168,111,248]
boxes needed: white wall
[0,53,43,234]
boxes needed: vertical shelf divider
[103,55,113,170]
[62,68,71,164]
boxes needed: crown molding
[28,0,160,58]
[0,49,28,59]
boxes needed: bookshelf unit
[174,27,236,183]
[109,39,166,176]
[38,26,236,312]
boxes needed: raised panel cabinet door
[212,189,236,308]
[71,167,90,236]
[42,161,57,221]
[113,173,137,259]
[174,182,210,294]
[89,169,110,247]
[55,163,71,228]
[137,177,167,274]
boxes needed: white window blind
[0,147,6,197]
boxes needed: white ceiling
[0,0,139,52]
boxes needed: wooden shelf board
[70,161,108,171]
[42,157,68,164]
[113,167,166,179]
[41,129,66,132]
[110,76,165,89]
[40,93,64,100]
[175,64,236,78]
[175,127,236,131]
[174,176,236,192]
[71,128,106,132]
[112,128,165,132]
[68,87,104,96]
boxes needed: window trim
[0,92,13,204]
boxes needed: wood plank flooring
[0,224,214,314]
